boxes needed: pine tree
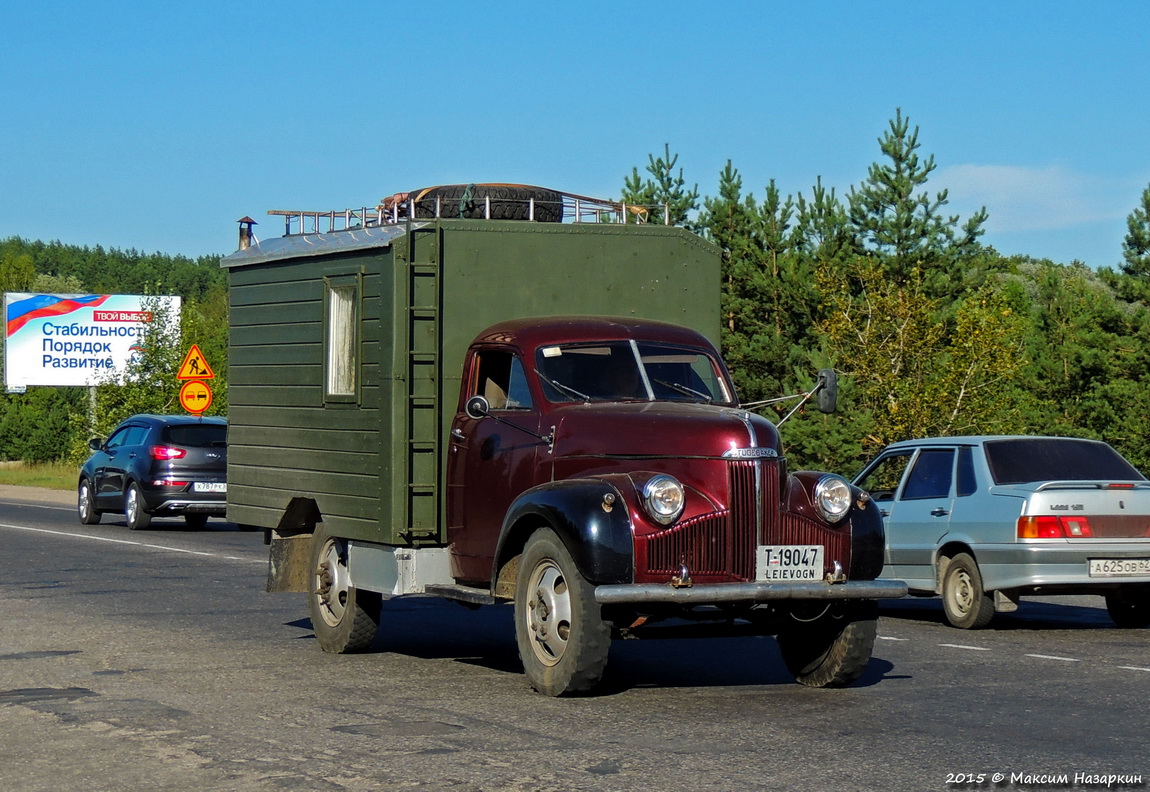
[621,144,700,226]
[847,109,987,285]
[1122,184,1150,278]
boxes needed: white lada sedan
[853,436,1150,629]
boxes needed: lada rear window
[984,438,1144,484]
[535,341,731,404]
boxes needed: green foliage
[846,109,988,291]
[621,143,700,227]
[1122,184,1150,278]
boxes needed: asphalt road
[1,486,1148,792]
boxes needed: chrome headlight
[814,474,852,524]
[642,475,685,525]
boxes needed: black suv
[78,414,228,529]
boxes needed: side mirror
[815,369,838,414]
[88,437,103,452]
[465,395,491,420]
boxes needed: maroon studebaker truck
[302,315,906,696]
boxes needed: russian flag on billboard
[5,294,111,337]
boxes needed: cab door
[446,347,544,585]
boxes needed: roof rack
[265,186,671,237]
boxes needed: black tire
[1105,586,1150,628]
[183,514,209,530]
[515,527,610,696]
[409,184,564,223]
[941,553,995,629]
[308,526,381,653]
[777,601,878,688]
[77,478,101,525]
[124,483,152,530]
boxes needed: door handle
[879,509,889,518]
[450,428,465,442]
[930,507,949,517]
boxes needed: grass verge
[0,461,76,491]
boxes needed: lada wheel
[941,553,995,629]
[777,601,877,688]
[1105,586,1150,628]
[124,483,152,530]
[308,526,381,653]
[515,528,610,696]
[77,479,101,525]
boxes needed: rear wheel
[515,528,610,696]
[124,483,152,530]
[941,553,995,629]
[1105,586,1150,628]
[777,601,877,688]
[308,526,381,653]
[77,479,100,525]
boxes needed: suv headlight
[814,474,852,524]
[642,475,685,525]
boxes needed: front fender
[493,478,634,588]
[848,496,886,580]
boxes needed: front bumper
[594,578,908,605]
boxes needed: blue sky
[2,1,1148,268]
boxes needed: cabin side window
[324,275,360,402]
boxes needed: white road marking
[1118,666,1150,673]
[0,500,74,512]
[1025,654,1081,662]
[0,522,262,564]
[878,636,909,641]
[939,643,992,651]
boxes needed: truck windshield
[535,341,731,404]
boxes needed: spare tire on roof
[408,184,564,223]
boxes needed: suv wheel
[124,483,152,530]
[77,479,101,525]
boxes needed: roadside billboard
[4,293,181,388]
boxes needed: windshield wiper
[654,379,711,402]
[535,370,590,403]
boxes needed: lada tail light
[150,445,187,460]
[1017,515,1094,539]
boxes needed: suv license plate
[757,545,824,581]
[1089,558,1150,577]
[192,482,227,493]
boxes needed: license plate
[1088,558,1150,577]
[757,545,824,581]
[192,482,227,493]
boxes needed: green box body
[223,219,720,547]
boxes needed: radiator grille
[643,460,779,582]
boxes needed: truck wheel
[515,528,610,696]
[941,553,994,629]
[410,184,564,223]
[1105,586,1150,628]
[777,601,877,688]
[308,527,381,653]
[124,483,152,530]
[78,479,101,525]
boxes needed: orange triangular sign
[177,344,215,380]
